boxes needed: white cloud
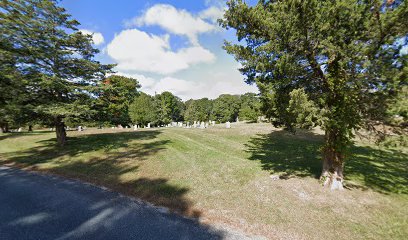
[199,6,224,23]
[130,4,215,45]
[79,29,104,45]
[116,67,258,101]
[106,29,215,75]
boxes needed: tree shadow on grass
[245,130,323,179]
[346,146,408,194]
[4,131,165,166]
[2,130,203,218]
[245,129,408,194]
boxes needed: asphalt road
[0,166,251,240]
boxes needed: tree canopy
[239,93,261,122]
[184,98,213,122]
[129,93,157,126]
[94,75,140,126]
[212,94,241,123]
[154,91,184,125]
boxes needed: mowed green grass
[0,123,407,239]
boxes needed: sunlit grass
[1,124,407,239]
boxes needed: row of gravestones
[47,121,231,132]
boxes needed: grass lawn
[0,123,407,239]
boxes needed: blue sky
[61,0,258,100]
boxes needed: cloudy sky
[61,0,258,100]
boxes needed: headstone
[186,122,190,128]
[205,123,209,128]
[236,117,239,123]
[226,121,231,129]
[134,125,138,131]
[78,126,83,131]
[125,126,128,129]
[200,121,205,129]
[18,127,22,132]
[212,121,215,126]
[111,126,114,129]
[118,124,123,129]
[66,126,70,130]
[146,123,151,128]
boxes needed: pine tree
[0,0,114,145]
[221,0,408,189]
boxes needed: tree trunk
[28,125,33,132]
[55,117,66,146]
[0,122,9,133]
[320,130,345,190]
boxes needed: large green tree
[94,75,140,126]
[212,94,241,123]
[154,91,184,125]
[129,93,157,126]
[1,0,113,144]
[221,0,408,189]
[184,98,213,122]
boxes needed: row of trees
[129,92,261,127]
[0,0,260,139]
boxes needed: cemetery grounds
[0,123,407,239]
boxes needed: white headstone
[212,121,215,126]
[18,127,22,132]
[78,126,83,131]
[147,123,151,128]
[200,121,205,129]
[205,123,208,128]
[134,125,138,131]
[226,121,231,129]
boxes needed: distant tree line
[129,92,261,127]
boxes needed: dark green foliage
[221,0,408,179]
[94,75,140,126]
[154,92,184,125]
[0,0,114,143]
[184,98,213,122]
[212,94,241,122]
[387,86,408,126]
[238,93,261,122]
[129,93,157,126]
